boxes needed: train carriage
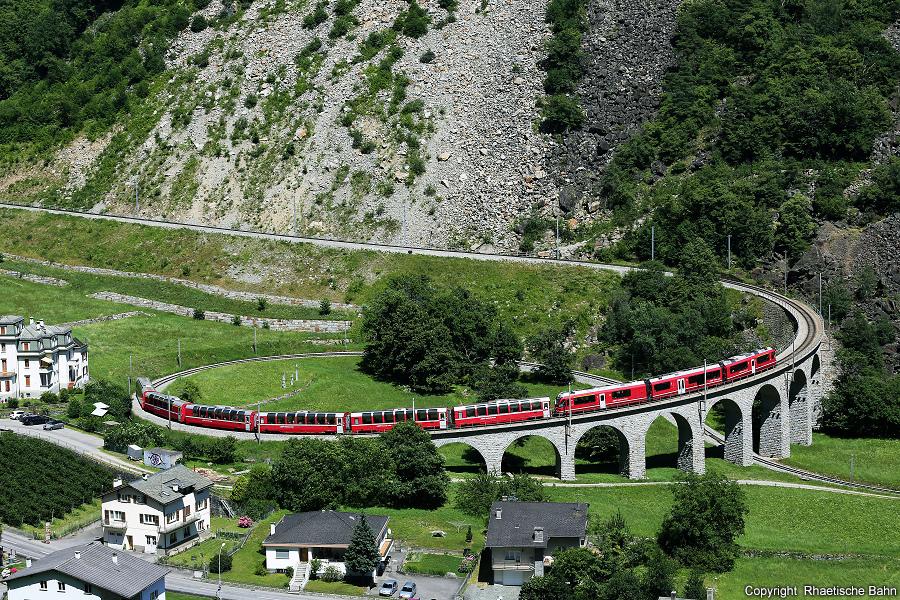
[138,379,189,423]
[183,404,257,432]
[349,407,448,433]
[556,381,651,415]
[452,397,551,428]
[258,411,348,434]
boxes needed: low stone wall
[0,267,68,287]
[4,253,358,310]
[58,311,152,328]
[90,291,351,333]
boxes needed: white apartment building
[0,315,89,401]
[101,465,213,555]
[4,542,169,600]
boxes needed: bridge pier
[789,369,812,446]
[674,410,705,475]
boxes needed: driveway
[371,547,464,600]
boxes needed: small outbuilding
[143,448,183,469]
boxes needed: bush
[321,565,342,582]
[420,50,436,63]
[193,308,205,320]
[209,552,233,573]
[232,315,242,326]
[540,94,584,133]
[190,15,209,32]
[256,297,268,311]
[303,1,328,28]
[394,2,430,38]
[319,299,332,315]
[310,558,322,579]
[6,398,18,409]
[254,561,268,576]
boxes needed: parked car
[379,579,398,597]
[398,581,417,599]
[43,419,65,430]
[9,410,25,420]
[377,556,391,576]
[21,414,50,426]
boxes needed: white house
[263,511,392,578]
[3,542,169,600]
[100,465,212,555]
[0,316,89,401]
[485,501,589,586]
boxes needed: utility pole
[727,235,732,270]
[850,453,855,482]
[651,225,655,261]
[818,273,823,315]
[128,354,133,396]
[555,216,560,260]
[784,257,788,294]
[177,339,181,367]
[131,175,139,213]
[253,327,257,354]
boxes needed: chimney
[75,550,81,559]
[671,591,677,600]
[112,553,118,565]
[26,558,32,568]
[113,477,123,488]
[533,527,543,543]
[270,523,276,536]
[494,507,502,520]
[707,589,715,600]
[38,320,44,329]
[172,485,179,492]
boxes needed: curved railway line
[5,203,892,495]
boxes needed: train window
[477,405,488,417]
[406,409,414,420]
[732,361,748,373]
[313,413,322,425]
[708,369,721,379]
[327,414,336,425]
[192,406,199,416]
[575,395,595,405]
[653,382,672,392]
[427,409,438,420]
[416,409,427,421]
[372,412,382,424]
[487,404,498,416]
[362,413,372,424]
[687,374,704,386]
[611,389,631,399]
[385,412,395,424]
[200,406,209,418]
[758,353,772,364]
[465,407,476,418]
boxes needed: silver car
[42,419,65,430]
[398,581,416,599]
[379,579,398,597]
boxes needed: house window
[275,550,290,560]
[166,511,179,523]
[146,536,157,546]
[24,360,30,368]
[197,520,206,532]
[23,343,29,351]
[25,375,30,387]
[40,581,48,591]
[4,381,9,392]
[151,591,160,600]
[58,582,66,592]
[169,533,177,545]
[196,498,208,511]
[140,514,159,525]
[504,550,522,562]
[84,584,92,594]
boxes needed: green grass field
[784,433,900,489]
[0,207,622,339]
[219,511,291,587]
[167,356,587,412]
[402,552,462,576]
[546,484,900,557]
[21,499,101,539]
[303,580,367,595]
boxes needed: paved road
[0,419,150,475]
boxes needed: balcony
[491,558,535,571]
[103,518,127,530]
[159,511,200,533]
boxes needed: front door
[126,535,133,550]
[300,548,308,562]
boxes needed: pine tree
[344,514,379,583]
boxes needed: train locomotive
[137,348,776,435]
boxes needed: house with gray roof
[485,501,589,586]
[100,465,213,555]
[263,511,392,586]
[0,316,88,401]
[3,542,169,600]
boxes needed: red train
[136,348,777,435]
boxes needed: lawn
[403,552,463,576]
[219,510,291,588]
[165,536,240,569]
[168,356,589,412]
[546,484,900,557]
[21,499,101,539]
[783,433,900,489]
[303,580,367,595]
[0,274,357,385]
[713,556,900,599]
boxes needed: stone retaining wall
[0,267,69,287]
[90,291,351,333]
[5,253,358,310]
[59,311,152,328]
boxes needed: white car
[9,410,25,420]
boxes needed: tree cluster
[271,421,448,512]
[822,311,899,438]
[455,472,546,517]
[598,0,900,266]
[361,275,524,398]
[600,253,745,376]
[539,0,586,132]
[103,421,240,464]
[0,433,114,526]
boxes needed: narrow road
[0,419,150,475]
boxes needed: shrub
[303,1,328,28]
[310,558,322,579]
[319,299,332,315]
[209,552,233,573]
[254,561,268,576]
[6,398,19,409]
[540,94,584,133]
[232,315,242,326]
[244,93,258,108]
[256,297,268,311]
[321,565,342,582]
[285,566,294,579]
[419,49,436,63]
[190,15,209,32]
[193,308,205,320]
[394,2,430,38]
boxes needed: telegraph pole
[177,339,181,367]
[727,235,732,270]
[555,216,560,260]
[818,273,823,315]
[651,226,655,261]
